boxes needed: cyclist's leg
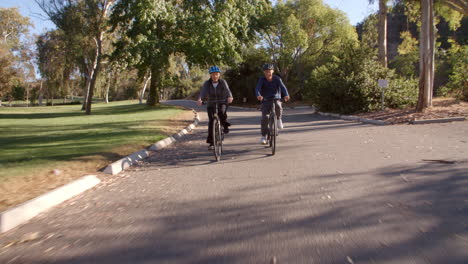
[275,100,283,120]
[218,103,230,131]
[207,106,215,144]
[261,101,271,137]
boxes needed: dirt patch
[356,98,468,124]
[0,110,196,212]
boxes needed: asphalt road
[1,100,467,264]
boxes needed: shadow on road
[3,106,467,264]
[14,160,468,264]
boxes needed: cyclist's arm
[255,78,263,100]
[278,77,289,98]
[197,81,209,106]
[198,81,209,101]
[222,80,233,103]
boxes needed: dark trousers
[261,100,282,136]
[207,103,229,144]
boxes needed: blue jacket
[255,75,289,101]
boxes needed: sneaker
[277,119,284,129]
[208,144,214,150]
[223,126,229,134]
[260,136,267,145]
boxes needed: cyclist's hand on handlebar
[257,96,263,101]
[196,98,203,107]
[227,97,233,104]
[284,96,290,102]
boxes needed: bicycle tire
[270,115,276,155]
[218,120,223,155]
[213,117,222,161]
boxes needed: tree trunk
[82,73,90,111]
[105,78,110,104]
[139,73,151,104]
[26,86,29,107]
[147,63,161,106]
[416,0,435,112]
[378,0,388,67]
[85,35,103,115]
[105,71,111,104]
[38,80,43,106]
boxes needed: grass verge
[0,100,194,211]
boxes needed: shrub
[304,44,417,114]
[441,43,468,101]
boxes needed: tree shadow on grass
[0,121,168,164]
[0,103,175,120]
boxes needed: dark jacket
[255,75,289,101]
[199,79,232,106]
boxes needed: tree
[416,0,435,111]
[0,45,17,101]
[0,8,33,102]
[36,0,114,114]
[36,30,74,103]
[415,0,465,111]
[369,0,389,67]
[0,8,32,48]
[111,0,269,106]
[258,0,357,96]
[445,0,468,15]
[110,0,178,106]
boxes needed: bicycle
[204,100,225,161]
[265,98,280,155]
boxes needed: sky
[1,0,55,36]
[1,0,380,36]
[323,0,379,25]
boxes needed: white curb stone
[316,111,389,126]
[103,110,200,175]
[0,175,100,233]
[358,118,388,126]
[339,115,361,121]
[411,116,466,124]
[103,149,153,175]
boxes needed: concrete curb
[0,109,200,233]
[103,110,201,175]
[410,116,466,124]
[316,111,389,126]
[0,175,101,233]
[231,105,387,126]
[230,105,316,111]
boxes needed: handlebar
[261,98,284,103]
[201,99,228,105]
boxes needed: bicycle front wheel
[269,115,276,155]
[213,118,222,161]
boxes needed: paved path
[1,100,467,264]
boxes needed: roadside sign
[378,79,389,88]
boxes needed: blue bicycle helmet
[262,63,274,70]
[209,66,221,74]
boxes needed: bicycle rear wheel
[269,115,276,155]
[213,118,222,161]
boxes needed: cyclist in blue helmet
[255,63,290,145]
[197,66,234,150]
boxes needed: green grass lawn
[0,100,185,181]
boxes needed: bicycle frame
[204,99,226,161]
[264,98,280,155]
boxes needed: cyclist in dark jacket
[197,66,233,150]
[255,63,290,145]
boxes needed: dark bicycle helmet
[262,63,274,70]
[209,66,221,73]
